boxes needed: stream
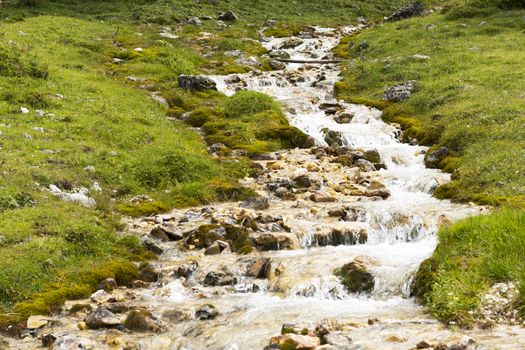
[9,25,525,350]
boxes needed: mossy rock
[118,201,170,217]
[335,259,374,293]
[411,258,437,299]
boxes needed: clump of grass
[413,208,525,327]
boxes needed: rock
[356,159,376,172]
[218,10,238,21]
[321,128,346,146]
[204,240,230,255]
[161,309,191,323]
[141,236,164,255]
[176,260,199,278]
[293,174,313,188]
[334,112,354,124]
[50,335,98,350]
[150,223,183,241]
[416,340,432,349]
[240,197,270,210]
[178,75,217,92]
[123,309,163,332]
[343,207,367,222]
[365,181,390,199]
[27,315,53,329]
[335,257,375,293]
[383,80,418,102]
[195,304,219,320]
[84,307,121,329]
[210,143,227,154]
[253,232,300,251]
[97,278,118,292]
[90,290,116,304]
[309,193,337,203]
[425,147,448,168]
[385,335,407,343]
[138,263,159,283]
[104,302,130,314]
[41,333,57,347]
[187,17,202,25]
[387,1,425,22]
[313,224,368,246]
[279,38,304,49]
[246,257,271,278]
[324,332,352,346]
[269,334,320,350]
[203,269,237,286]
[268,50,291,59]
[269,60,286,70]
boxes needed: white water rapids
[10,26,525,350]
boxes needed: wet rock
[334,112,354,124]
[178,75,217,92]
[321,128,346,146]
[50,335,98,350]
[269,334,320,350]
[203,268,237,286]
[209,143,228,154]
[309,193,337,203]
[176,260,199,278]
[84,307,121,329]
[387,1,425,22]
[356,159,376,172]
[383,80,418,102]
[324,332,352,347]
[141,236,164,255]
[138,262,159,283]
[97,278,117,292]
[416,340,432,349]
[425,147,448,169]
[275,187,297,200]
[385,335,407,343]
[253,232,300,251]
[279,38,304,49]
[69,304,92,315]
[293,174,313,188]
[269,60,286,70]
[240,197,270,210]
[319,102,343,115]
[195,304,219,320]
[41,333,57,347]
[335,257,375,293]
[246,257,271,278]
[104,302,130,314]
[343,207,367,222]
[204,240,230,255]
[161,309,191,323]
[90,289,116,304]
[364,181,390,199]
[268,50,291,59]
[27,315,54,329]
[123,309,164,333]
[218,10,238,21]
[313,225,367,246]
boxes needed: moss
[279,339,298,350]
[123,309,154,331]
[185,107,217,127]
[69,303,93,314]
[300,328,308,335]
[190,224,221,249]
[118,201,170,217]
[209,179,256,202]
[264,26,302,38]
[411,258,437,299]
[237,245,254,255]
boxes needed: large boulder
[195,304,219,320]
[123,309,164,332]
[313,224,368,247]
[246,257,272,278]
[383,80,418,102]
[322,128,346,147]
[387,2,425,22]
[203,268,237,286]
[178,75,217,92]
[269,334,320,350]
[335,257,375,293]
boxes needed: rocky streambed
[8,26,525,350]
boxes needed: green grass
[413,208,525,327]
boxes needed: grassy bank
[333,0,525,326]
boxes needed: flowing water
[10,26,525,350]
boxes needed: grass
[413,208,525,327]
[331,0,525,326]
